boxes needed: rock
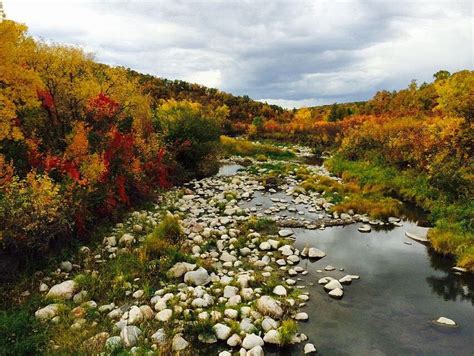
[227,333,242,347]
[324,265,335,271]
[156,309,173,322]
[259,241,271,251]
[132,289,144,299]
[184,267,210,286]
[128,306,143,325]
[71,306,86,319]
[295,312,309,321]
[224,308,238,319]
[39,283,49,292]
[278,229,294,237]
[119,233,135,246]
[73,290,88,304]
[219,351,232,356]
[329,288,344,299]
[263,329,280,345]
[242,333,264,350]
[278,245,293,256]
[324,279,343,291]
[151,328,166,344]
[451,266,468,273]
[358,224,371,233]
[256,296,284,319]
[105,336,122,352]
[35,304,61,321]
[433,317,457,327]
[120,326,142,347]
[262,317,278,332]
[247,345,264,356]
[139,305,154,320]
[273,285,287,296]
[307,247,326,259]
[240,318,256,333]
[304,343,317,353]
[214,323,232,340]
[47,280,77,300]
[405,227,430,244]
[168,262,196,278]
[339,275,353,285]
[172,334,189,351]
[224,285,239,298]
[60,261,73,272]
[220,251,237,263]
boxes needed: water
[220,163,474,355]
[217,163,244,176]
[293,223,474,356]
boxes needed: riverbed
[223,163,474,355]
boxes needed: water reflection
[426,251,474,305]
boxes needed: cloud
[5,0,473,108]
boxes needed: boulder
[120,326,142,347]
[156,309,173,322]
[47,280,77,300]
[256,296,283,319]
[242,334,264,350]
[304,343,317,354]
[168,262,196,278]
[263,329,280,345]
[307,247,326,259]
[184,267,210,286]
[35,304,61,321]
[329,288,344,299]
[214,323,232,340]
[324,279,343,291]
[227,333,242,347]
[273,285,287,296]
[278,229,294,237]
[172,334,189,351]
[151,328,166,344]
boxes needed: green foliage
[0,308,47,355]
[279,319,298,345]
[244,216,278,235]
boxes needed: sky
[4,0,474,108]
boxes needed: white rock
[220,251,237,263]
[256,296,283,319]
[304,343,317,354]
[273,285,287,296]
[278,245,293,256]
[151,328,166,344]
[60,261,73,272]
[329,288,344,299]
[224,285,239,298]
[324,265,335,271]
[184,267,210,286]
[128,306,143,325]
[168,262,196,278]
[259,241,271,251]
[278,229,294,237]
[247,345,264,356]
[120,326,142,347]
[324,279,343,291]
[227,333,242,347]
[358,224,371,233]
[132,289,144,299]
[119,233,135,246]
[172,334,189,351]
[224,309,238,319]
[214,323,232,340]
[307,247,326,259]
[242,334,264,350]
[39,283,49,292]
[156,309,173,322]
[295,312,309,321]
[263,329,280,345]
[46,280,77,300]
[35,304,60,321]
[434,317,457,327]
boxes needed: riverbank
[326,155,474,271]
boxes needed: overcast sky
[5,0,473,108]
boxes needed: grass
[332,194,401,220]
[220,135,295,160]
[278,319,298,345]
[0,306,47,355]
[326,154,474,270]
[244,216,278,235]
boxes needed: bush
[0,173,73,253]
[157,100,222,178]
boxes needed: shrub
[279,319,298,345]
[0,173,73,253]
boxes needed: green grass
[0,306,47,355]
[220,135,295,160]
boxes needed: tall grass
[220,136,295,160]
